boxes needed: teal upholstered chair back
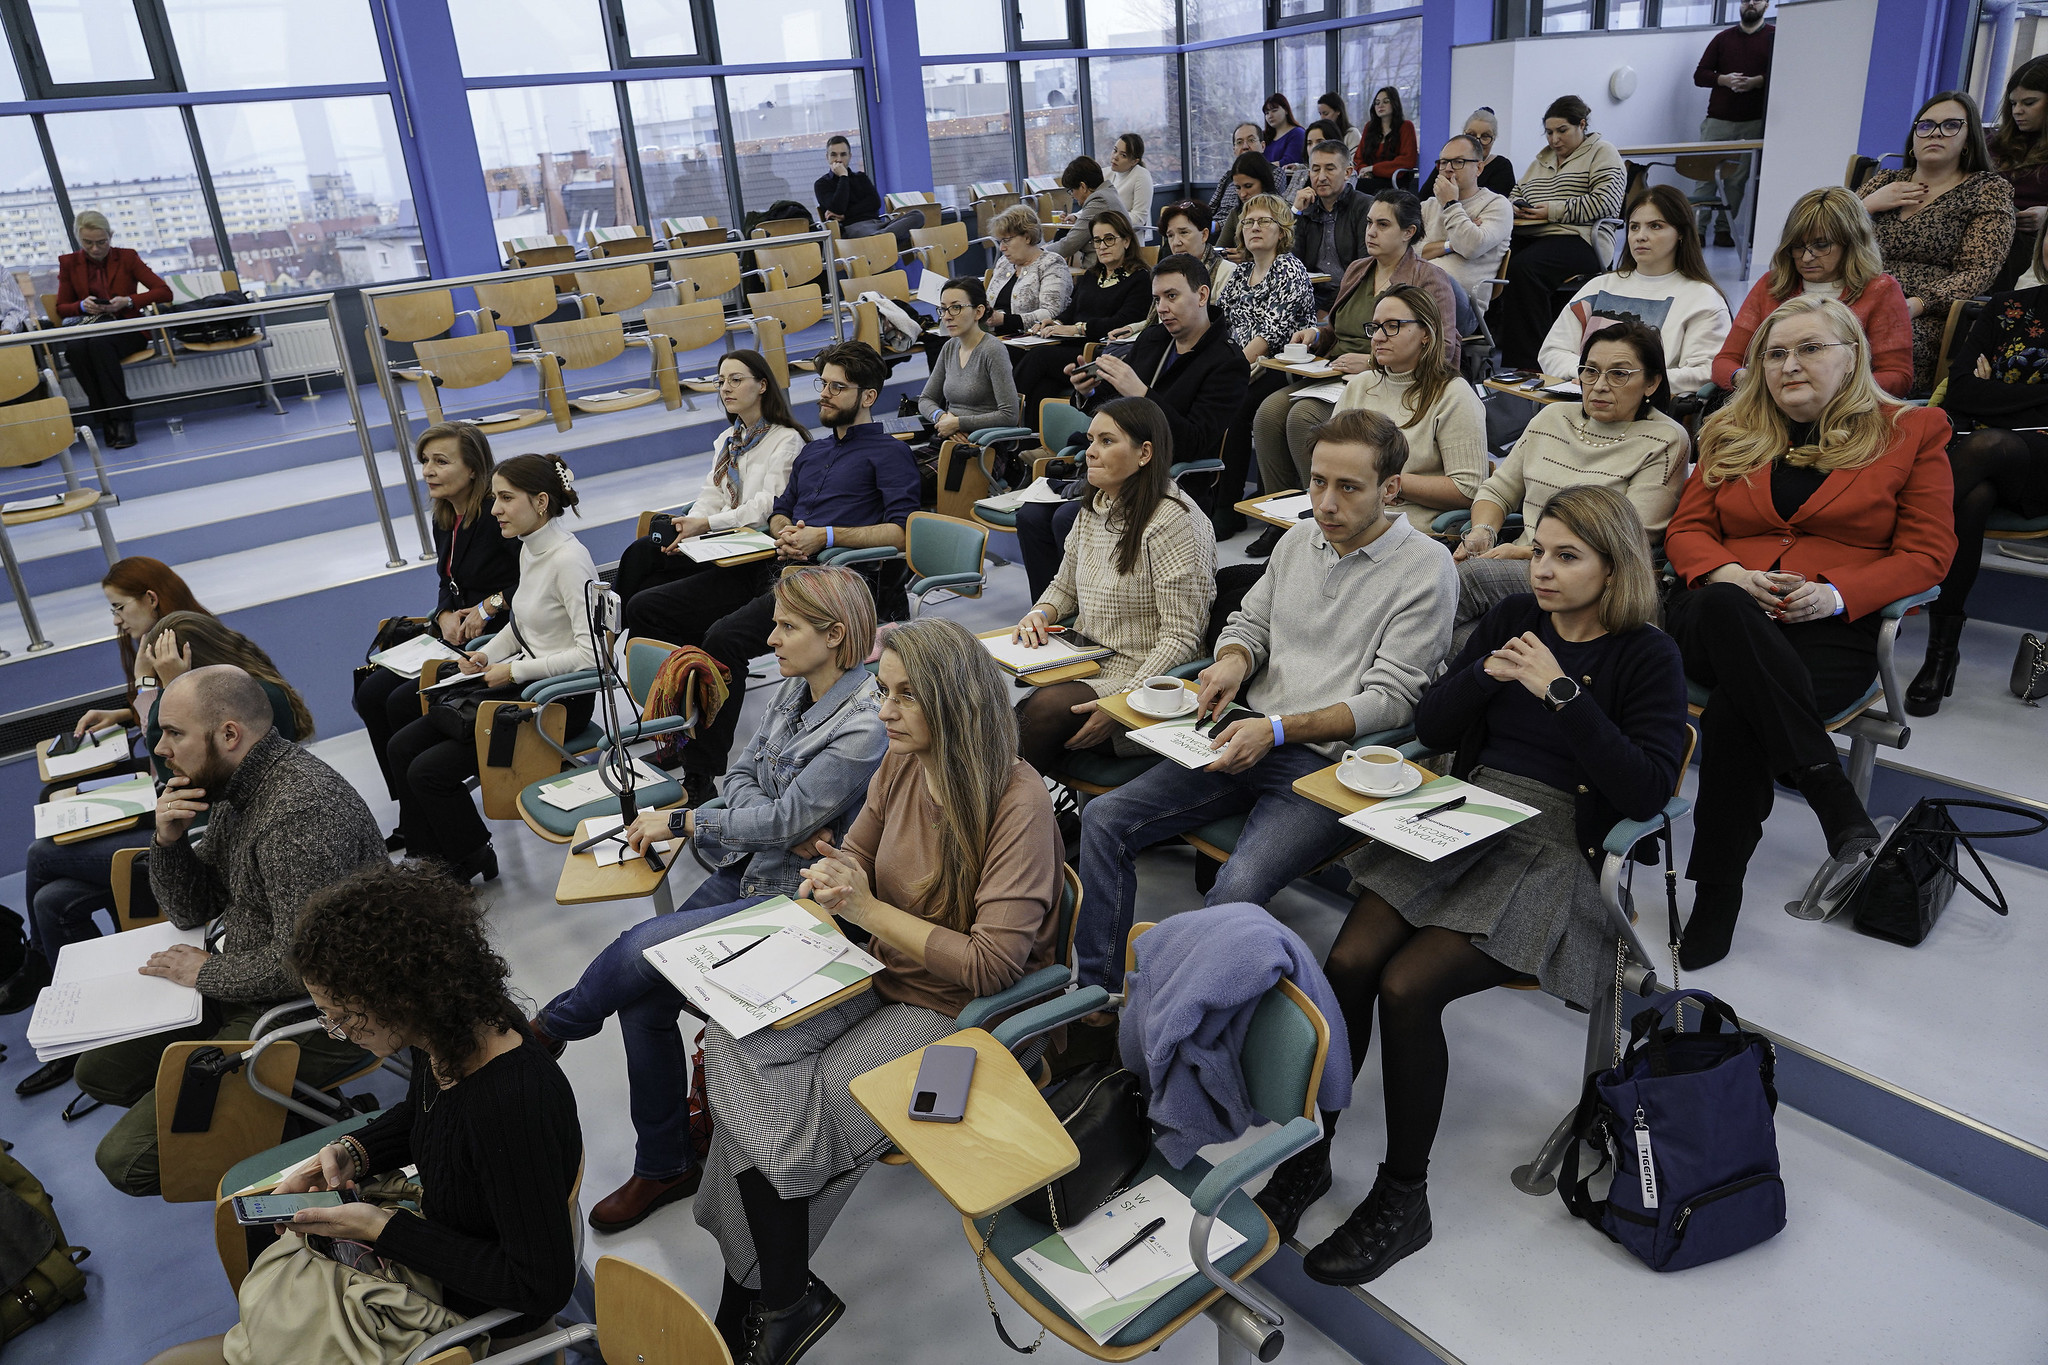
[1241,980,1327,1126]
[905,512,986,601]
[1039,397,1090,456]
[625,637,679,709]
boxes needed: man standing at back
[1691,0,1774,246]
[71,666,385,1197]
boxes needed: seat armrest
[956,966,1073,1032]
[1882,588,1940,619]
[1396,738,1436,761]
[448,1324,595,1365]
[1602,795,1692,859]
[1431,508,1471,535]
[909,571,984,595]
[991,985,1112,1051]
[1168,657,1211,680]
[524,671,602,704]
[970,425,1035,445]
[402,1309,521,1365]
[1350,724,1415,750]
[819,544,901,568]
[1189,1116,1321,1218]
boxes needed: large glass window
[1091,54,1181,186]
[1186,42,1264,183]
[1021,58,1082,178]
[1660,1,1721,22]
[725,69,862,219]
[925,63,1014,211]
[448,0,610,77]
[468,83,630,244]
[628,79,733,231]
[1344,0,1420,13]
[1342,18,1423,141]
[711,0,853,65]
[1086,0,1174,47]
[192,95,416,294]
[1184,0,1261,43]
[916,0,1004,56]
[1539,0,1594,32]
[161,0,387,90]
[0,44,22,102]
[25,0,154,85]
[1017,0,1070,44]
[0,117,64,301]
[1277,32,1328,120]
[45,106,220,275]
[617,0,699,58]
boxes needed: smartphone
[909,1043,977,1123]
[232,1189,356,1226]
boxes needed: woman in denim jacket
[530,567,888,1232]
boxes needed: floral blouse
[1213,251,1316,354]
[1945,284,2048,426]
[988,248,1074,332]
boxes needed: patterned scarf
[712,417,773,502]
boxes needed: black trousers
[1013,341,1087,431]
[1665,582,1878,884]
[351,666,423,802]
[65,333,136,428]
[624,551,776,651]
[387,693,596,860]
[1018,490,1085,602]
[1936,427,2048,617]
[1490,232,1605,373]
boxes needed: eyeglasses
[315,1009,359,1042]
[937,302,974,316]
[1912,118,1969,138]
[1434,157,1478,169]
[817,379,859,396]
[1795,239,1837,259]
[714,373,755,387]
[1364,319,1421,338]
[1760,340,1857,368]
[1576,364,1643,387]
[1089,235,1124,248]
[1239,215,1280,230]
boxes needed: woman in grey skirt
[694,617,1063,1365]
[1255,485,1690,1287]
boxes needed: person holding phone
[1012,213,1151,422]
[54,211,170,448]
[1489,97,1627,373]
[1662,295,1955,967]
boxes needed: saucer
[1338,762,1423,798]
[1128,687,1197,719]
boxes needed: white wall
[1749,0,1880,271]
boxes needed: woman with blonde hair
[1714,186,1913,395]
[532,566,889,1233]
[1664,295,1955,967]
[691,616,1060,1363]
[983,204,1071,336]
[1260,484,1688,1283]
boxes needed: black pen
[1400,794,1467,826]
[711,935,769,969]
[1095,1217,1166,1273]
[698,527,750,539]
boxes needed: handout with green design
[1339,775,1539,862]
[640,895,881,1038]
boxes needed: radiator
[114,320,342,400]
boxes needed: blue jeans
[1075,744,1353,990]
[24,828,154,960]
[539,870,767,1180]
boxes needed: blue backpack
[1560,989,1785,1271]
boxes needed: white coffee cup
[1339,745,1407,793]
[1281,342,1312,363]
[1132,676,1191,716]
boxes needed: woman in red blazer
[1354,87,1419,193]
[1663,293,1955,967]
[54,211,170,449]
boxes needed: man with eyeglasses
[1690,0,1774,244]
[57,666,382,1197]
[1420,135,1514,316]
[1292,140,1371,310]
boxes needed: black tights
[1316,892,1518,1179]
[1937,427,2048,617]
[737,1166,811,1309]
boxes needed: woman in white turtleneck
[385,453,600,884]
[1539,183,1731,395]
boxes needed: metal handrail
[4,292,410,569]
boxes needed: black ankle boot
[1905,614,1966,717]
[1254,1142,1332,1242]
[1302,1164,1431,1286]
[449,843,499,883]
[1679,882,1743,970]
[742,1277,843,1365]
[0,951,52,1016]
[1787,760,1880,861]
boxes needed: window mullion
[180,102,231,275]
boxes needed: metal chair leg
[256,341,285,415]
[75,424,115,502]
[0,522,50,651]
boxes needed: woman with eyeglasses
[918,278,1021,442]
[1462,107,1518,197]
[982,204,1072,337]
[1211,193,1317,539]
[1490,95,1628,373]
[1538,184,1731,395]
[1011,212,1151,424]
[1108,201,1236,342]
[1354,86,1419,195]
[1715,186,1913,397]
[611,350,808,615]
[1988,56,2048,289]
[1453,320,1691,652]
[1663,295,1954,967]
[1859,90,2015,395]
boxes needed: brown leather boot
[589,1170,702,1232]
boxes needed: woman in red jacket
[53,210,170,449]
[1354,86,1419,194]
[1664,294,1955,967]
[1713,186,1915,397]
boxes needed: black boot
[1679,882,1743,970]
[1245,524,1286,558]
[741,1277,844,1365]
[448,842,499,883]
[0,951,52,1016]
[1302,1164,1432,1286]
[1905,614,1966,717]
[1253,1141,1332,1243]
[1786,760,1880,861]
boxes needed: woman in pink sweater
[1713,186,1914,396]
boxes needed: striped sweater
[1513,132,1627,255]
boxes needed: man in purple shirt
[660,341,916,799]
[1690,0,1773,244]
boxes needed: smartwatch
[1543,677,1581,713]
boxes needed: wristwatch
[1543,677,1581,713]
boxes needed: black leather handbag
[1016,1062,1151,1227]
[1845,798,2046,946]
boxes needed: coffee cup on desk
[1280,342,1312,364]
[1129,676,1194,717]
[1339,745,1408,793]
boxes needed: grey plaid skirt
[694,991,958,1289]
[1344,767,1610,1008]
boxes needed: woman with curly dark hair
[198,860,583,1364]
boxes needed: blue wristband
[1271,716,1285,748]
[825,527,835,549]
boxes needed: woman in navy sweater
[1254,484,1689,1287]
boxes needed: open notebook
[27,920,206,1061]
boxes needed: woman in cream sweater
[1453,319,1690,650]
